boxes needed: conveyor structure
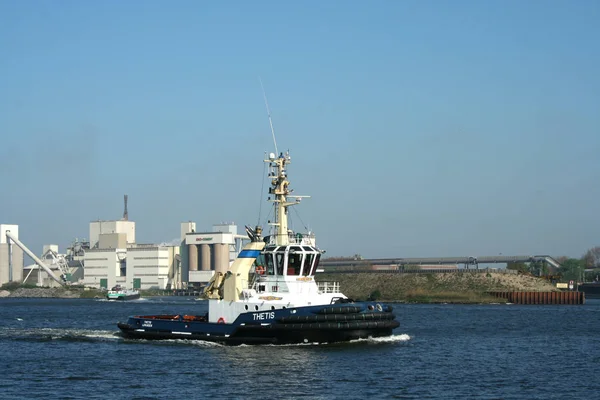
[5,231,66,285]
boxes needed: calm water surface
[0,296,598,399]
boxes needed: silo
[188,244,198,271]
[200,244,211,271]
[213,243,229,274]
[179,241,189,285]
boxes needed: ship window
[254,305,259,311]
[275,253,285,275]
[245,305,248,310]
[314,254,321,270]
[288,252,301,275]
[304,253,316,276]
[265,253,275,275]
[302,246,313,252]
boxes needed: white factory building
[23,244,84,287]
[2,224,83,288]
[82,220,246,291]
[82,219,179,290]
[0,224,24,286]
[1,217,248,291]
[180,222,248,290]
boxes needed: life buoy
[217,317,225,324]
[255,265,265,275]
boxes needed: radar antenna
[259,77,278,155]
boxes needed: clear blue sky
[1,0,598,260]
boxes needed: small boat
[117,151,399,344]
[106,285,140,301]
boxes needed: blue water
[0,297,599,399]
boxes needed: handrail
[317,281,340,293]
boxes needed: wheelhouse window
[287,251,302,276]
[314,254,321,271]
[255,254,266,268]
[265,253,274,275]
[254,254,267,276]
[303,253,316,276]
[275,252,285,276]
[263,245,322,277]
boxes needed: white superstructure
[204,151,345,324]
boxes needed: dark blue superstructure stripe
[238,250,261,258]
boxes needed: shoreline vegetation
[0,272,559,303]
[314,272,559,303]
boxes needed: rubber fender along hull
[117,319,399,346]
[278,311,396,323]
[316,305,364,314]
[236,319,400,345]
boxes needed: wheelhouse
[258,245,321,277]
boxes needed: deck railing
[318,281,340,294]
[265,232,316,246]
[320,267,520,274]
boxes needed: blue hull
[117,303,399,345]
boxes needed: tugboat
[106,285,141,301]
[117,151,399,345]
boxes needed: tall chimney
[123,194,129,221]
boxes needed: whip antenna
[259,77,278,155]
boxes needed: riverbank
[315,272,560,303]
[1,272,560,302]
[0,287,103,299]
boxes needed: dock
[489,291,585,305]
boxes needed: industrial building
[82,243,179,291]
[2,224,82,288]
[81,199,179,290]
[23,245,84,286]
[2,195,250,291]
[0,224,24,286]
[1,218,249,291]
[179,222,249,290]
[82,219,247,290]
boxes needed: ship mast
[259,80,308,246]
[266,151,301,246]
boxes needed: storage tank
[200,244,211,271]
[213,243,229,274]
[188,244,198,271]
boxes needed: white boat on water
[106,285,140,301]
